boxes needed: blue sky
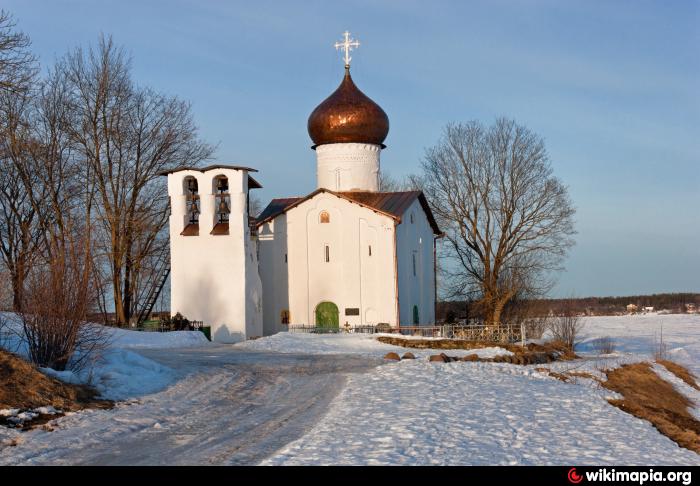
[5,0,699,297]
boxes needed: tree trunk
[11,264,24,312]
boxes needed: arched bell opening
[181,176,199,236]
[211,175,230,235]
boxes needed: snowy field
[0,313,698,465]
[260,314,700,465]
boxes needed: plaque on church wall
[345,308,360,316]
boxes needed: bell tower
[164,165,263,342]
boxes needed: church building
[165,32,441,342]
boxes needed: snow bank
[41,348,175,401]
[108,328,209,349]
[0,313,210,401]
[235,332,512,359]
[263,358,699,465]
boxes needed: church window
[413,305,419,325]
[368,245,372,256]
[319,211,330,223]
[280,310,290,325]
[285,253,287,263]
[325,245,330,263]
[412,252,417,276]
[410,212,414,224]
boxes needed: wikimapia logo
[567,467,693,485]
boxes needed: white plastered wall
[276,192,398,328]
[258,214,290,335]
[168,167,262,342]
[396,199,436,325]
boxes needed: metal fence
[131,320,205,332]
[287,323,523,343]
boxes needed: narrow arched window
[280,310,290,325]
[319,211,330,223]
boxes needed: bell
[218,197,230,215]
[217,177,228,193]
[187,177,198,193]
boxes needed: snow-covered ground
[260,314,700,465]
[236,332,512,359]
[1,313,698,464]
[264,359,698,465]
[577,314,700,375]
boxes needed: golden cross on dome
[334,31,360,68]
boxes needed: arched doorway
[315,301,339,329]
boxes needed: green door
[315,301,339,330]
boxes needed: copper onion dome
[308,67,389,148]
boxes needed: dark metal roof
[159,165,262,189]
[257,197,303,223]
[247,175,262,189]
[256,189,441,235]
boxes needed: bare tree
[420,119,576,326]
[378,171,421,192]
[59,36,213,324]
[0,10,42,310]
[0,10,36,95]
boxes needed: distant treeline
[437,293,700,320]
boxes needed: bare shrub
[548,300,584,351]
[591,336,616,355]
[19,239,108,372]
[654,325,668,361]
[522,316,548,340]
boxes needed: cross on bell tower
[334,31,360,68]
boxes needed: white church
[163,33,441,342]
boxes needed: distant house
[626,304,638,314]
[642,306,654,313]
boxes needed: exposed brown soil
[0,349,112,429]
[377,336,576,365]
[656,359,699,391]
[602,362,700,454]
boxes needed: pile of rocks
[384,350,562,365]
[383,352,416,361]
